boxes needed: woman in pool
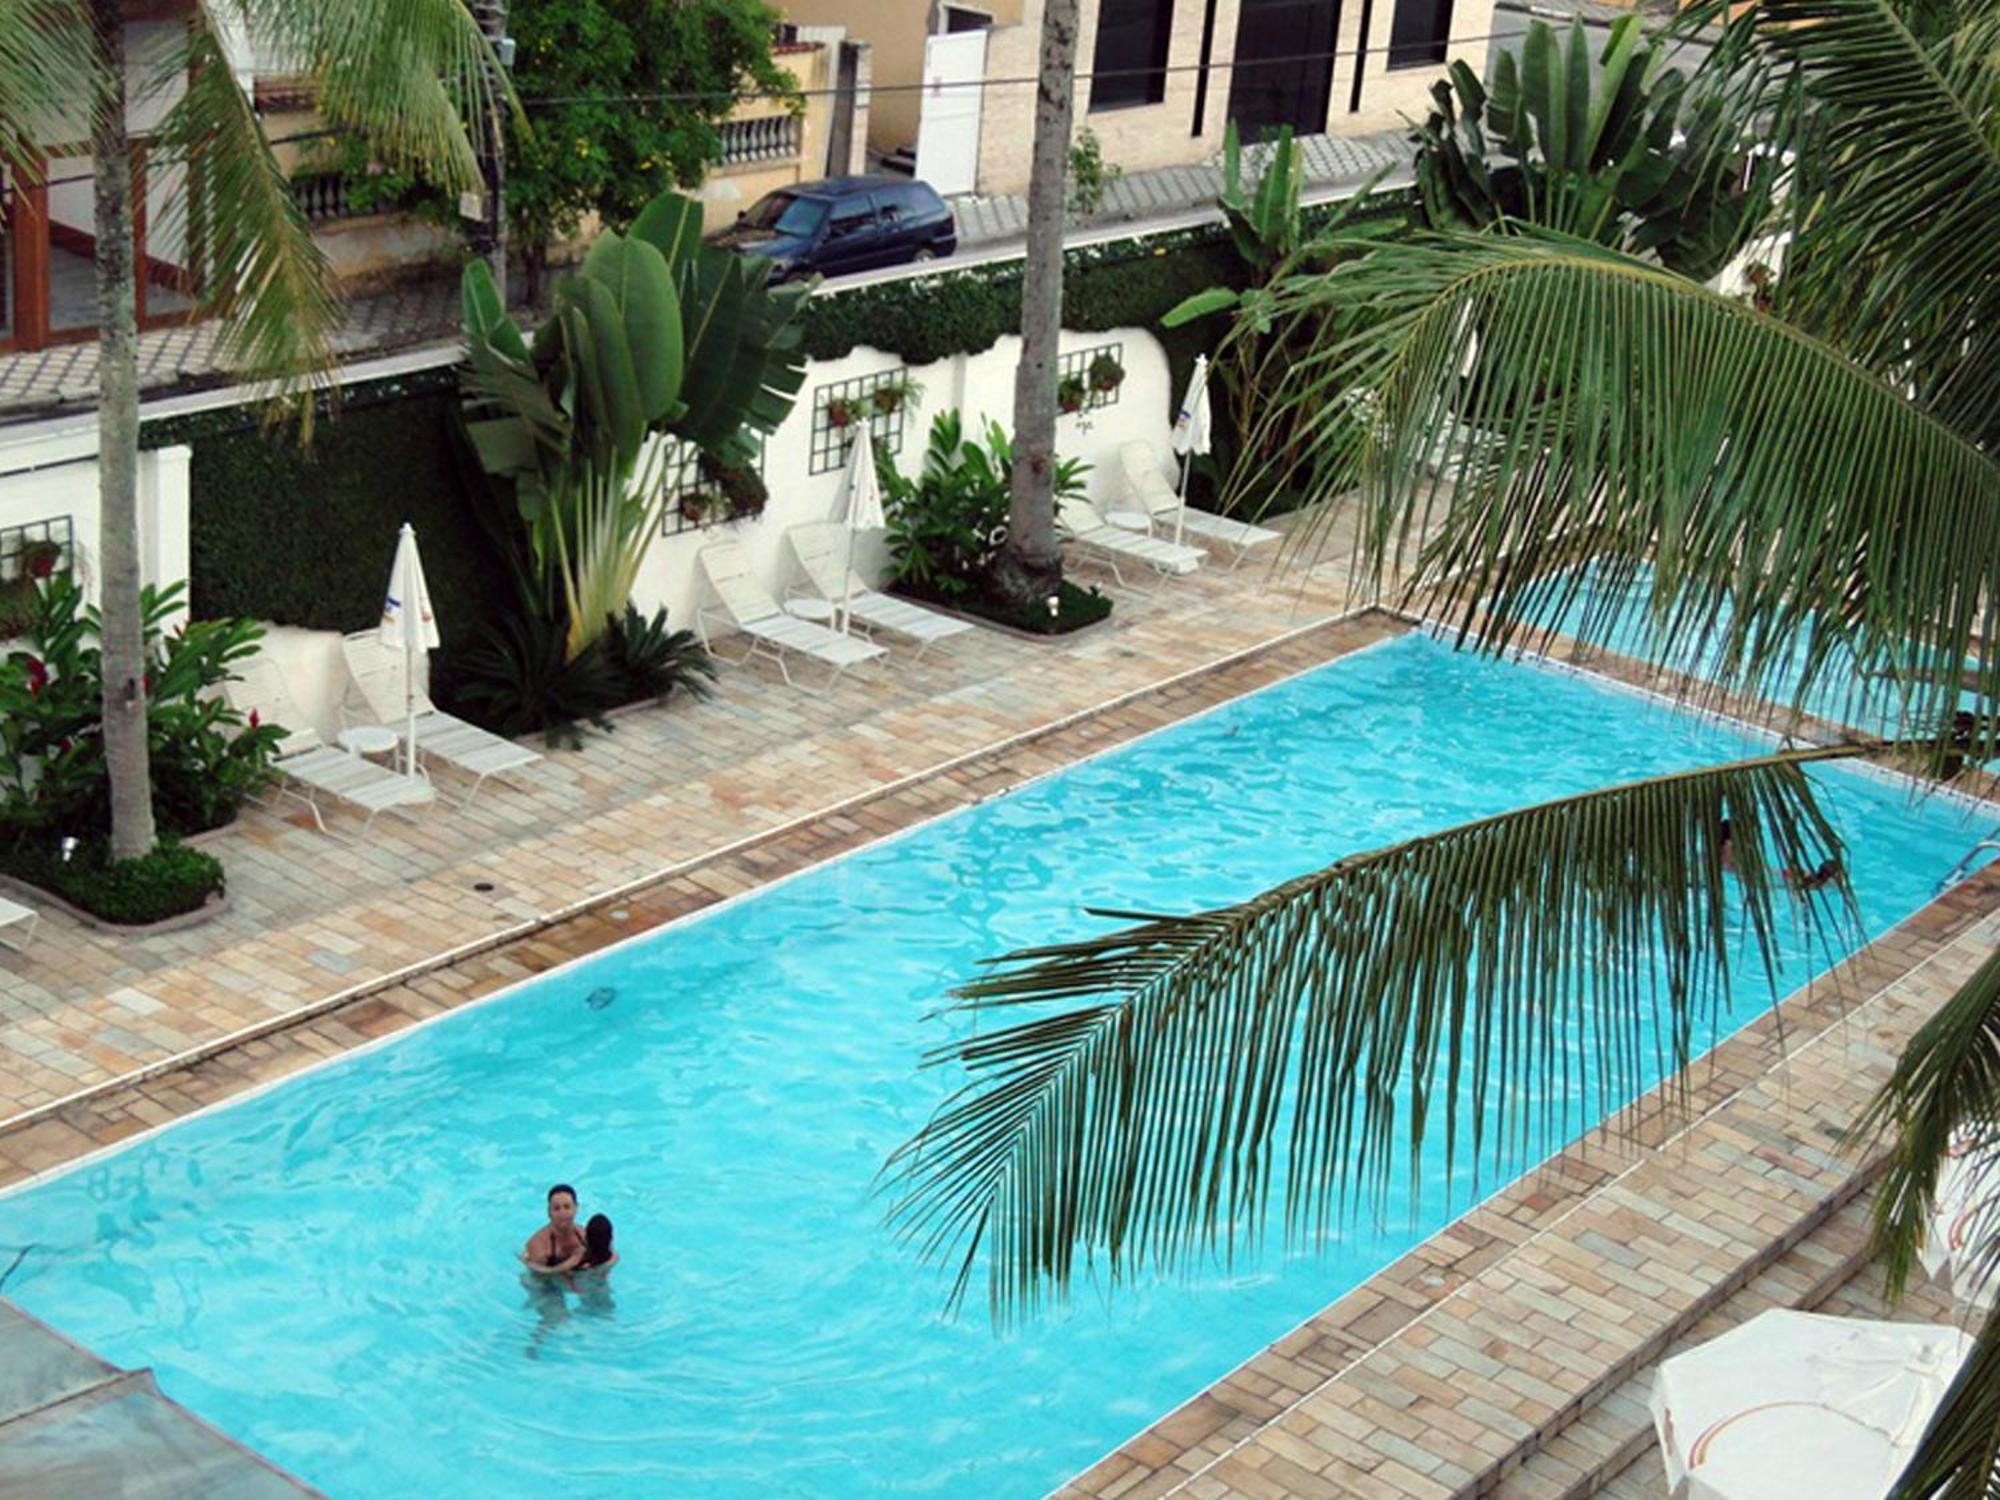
[520,1183,587,1276]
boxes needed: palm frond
[150,9,338,395]
[884,744,1864,1320]
[1853,944,2000,1300]
[1238,233,2000,758]
[1887,1289,2000,1500]
[241,0,510,196]
[1743,0,2000,449]
[0,0,89,175]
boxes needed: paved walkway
[952,127,1410,246]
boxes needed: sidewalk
[0,127,1412,425]
[952,125,1410,247]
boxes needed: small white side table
[785,596,837,623]
[338,724,400,760]
[1105,509,1152,533]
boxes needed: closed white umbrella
[837,432,885,635]
[378,522,439,779]
[1920,1134,1999,1306]
[1169,353,1213,551]
[1651,1310,1975,1500]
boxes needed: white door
[916,30,986,197]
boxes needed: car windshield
[742,192,828,237]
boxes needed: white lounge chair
[1056,495,1204,586]
[1118,441,1281,567]
[224,656,433,832]
[0,893,38,952]
[696,539,887,690]
[784,522,977,660]
[340,634,542,805]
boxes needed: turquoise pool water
[1528,560,1985,740]
[1,634,1991,1499]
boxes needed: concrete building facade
[776,0,1491,197]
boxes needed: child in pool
[567,1214,617,1285]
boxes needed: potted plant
[16,539,62,581]
[699,454,769,522]
[1087,351,1125,395]
[678,491,711,526]
[826,395,859,430]
[871,374,920,416]
[1057,373,1088,414]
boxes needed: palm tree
[886,0,2000,1491]
[991,0,1079,607]
[0,1,509,860]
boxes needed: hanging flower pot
[1088,352,1125,394]
[826,396,857,429]
[679,492,710,526]
[1057,374,1087,414]
[19,540,62,580]
[871,384,903,415]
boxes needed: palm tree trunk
[991,0,1078,608]
[91,0,154,860]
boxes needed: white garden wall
[626,324,1177,632]
[0,417,192,631]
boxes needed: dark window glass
[1387,0,1453,68]
[743,191,828,237]
[1090,0,1174,110]
[827,199,876,239]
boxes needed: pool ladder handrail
[1937,834,2000,893]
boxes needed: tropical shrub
[880,412,1094,612]
[447,602,713,745]
[1411,16,1773,279]
[460,189,809,661]
[604,603,717,703]
[1160,124,1396,511]
[0,578,281,843]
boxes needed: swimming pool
[1,633,1990,1498]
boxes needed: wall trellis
[809,369,915,475]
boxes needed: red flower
[248,709,260,729]
[24,657,46,695]
[26,551,55,580]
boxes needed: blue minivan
[716,176,957,283]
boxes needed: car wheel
[912,248,936,264]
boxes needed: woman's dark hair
[581,1214,614,1267]
[548,1183,577,1206]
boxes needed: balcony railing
[291,172,353,223]
[719,115,802,167]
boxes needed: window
[1090,0,1174,110]
[1387,0,1454,68]
[944,5,992,31]
[826,199,876,242]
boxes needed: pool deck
[1,519,1995,1500]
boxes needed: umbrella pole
[1173,451,1191,551]
[404,550,419,780]
[841,495,858,636]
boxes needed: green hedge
[801,226,1255,425]
[144,373,510,653]
[1,836,224,925]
